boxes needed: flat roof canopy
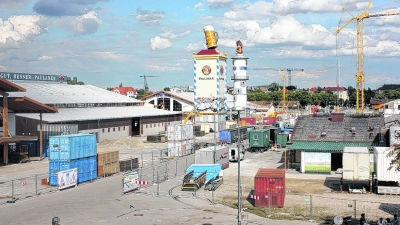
[0,96,58,113]
[0,77,26,93]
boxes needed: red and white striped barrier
[135,181,149,185]
[250,195,259,200]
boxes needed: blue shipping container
[42,141,50,158]
[186,164,222,182]
[49,134,97,161]
[49,156,97,186]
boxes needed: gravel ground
[211,148,400,224]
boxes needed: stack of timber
[97,150,120,176]
[119,157,139,172]
[195,130,205,137]
[146,135,167,143]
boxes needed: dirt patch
[207,150,400,223]
[97,136,167,151]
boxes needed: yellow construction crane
[336,0,400,114]
[279,68,342,113]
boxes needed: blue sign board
[156,93,170,98]
[0,72,65,82]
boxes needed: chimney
[331,113,345,122]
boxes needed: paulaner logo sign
[0,72,63,82]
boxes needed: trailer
[195,146,229,169]
[181,170,207,191]
[229,146,244,162]
[373,147,400,194]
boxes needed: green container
[249,129,269,152]
[276,133,289,147]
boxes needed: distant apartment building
[321,86,348,101]
[112,87,137,98]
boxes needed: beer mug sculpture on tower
[203,25,218,49]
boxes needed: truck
[229,140,249,162]
[373,147,400,194]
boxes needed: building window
[123,126,126,131]
[113,128,115,132]
[173,100,182,111]
[102,128,105,133]
[146,124,148,128]
[397,105,400,110]
[150,124,152,128]
[108,128,110,132]
[118,127,121,131]
[385,105,389,109]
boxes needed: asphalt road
[0,169,323,225]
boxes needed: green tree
[163,87,171,91]
[106,87,113,91]
[268,82,280,92]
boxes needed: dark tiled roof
[289,141,375,151]
[370,98,392,105]
[291,114,383,143]
[376,84,400,91]
[322,86,345,91]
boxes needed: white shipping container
[342,147,370,181]
[389,126,400,146]
[374,147,400,182]
[167,124,193,141]
[195,146,229,168]
[167,140,194,157]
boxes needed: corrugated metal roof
[8,82,142,104]
[16,106,180,123]
[289,141,374,151]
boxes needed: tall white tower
[231,41,248,112]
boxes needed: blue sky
[1,0,400,91]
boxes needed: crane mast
[336,0,400,114]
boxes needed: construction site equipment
[247,68,304,87]
[181,170,207,191]
[139,75,160,92]
[336,0,400,114]
[182,109,204,124]
[205,177,223,191]
[8,144,29,163]
[279,68,339,113]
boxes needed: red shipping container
[254,168,285,208]
[263,117,277,125]
[241,117,256,125]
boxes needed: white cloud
[52,11,102,34]
[74,11,102,34]
[38,55,53,61]
[94,51,124,60]
[222,15,335,48]
[136,8,165,25]
[160,29,191,39]
[194,2,204,10]
[207,0,233,9]
[0,15,46,49]
[150,36,172,50]
[145,63,183,71]
[186,41,206,52]
[273,0,344,14]
[0,65,7,71]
